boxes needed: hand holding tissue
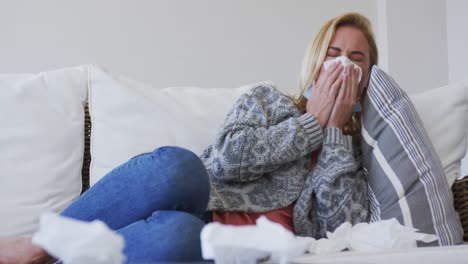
[32,212,125,264]
[303,56,363,112]
[200,217,438,263]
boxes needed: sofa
[80,94,468,244]
[1,65,467,245]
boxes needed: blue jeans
[61,146,211,263]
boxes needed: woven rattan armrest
[81,105,91,194]
[452,176,468,242]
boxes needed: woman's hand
[306,62,344,128]
[326,65,360,129]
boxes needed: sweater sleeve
[209,86,324,183]
[294,128,369,238]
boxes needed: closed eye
[350,51,365,62]
[327,47,341,57]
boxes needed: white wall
[0,0,377,95]
[446,0,468,177]
[383,0,449,94]
[1,1,465,173]
[447,0,468,84]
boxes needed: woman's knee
[148,146,210,213]
[152,147,209,188]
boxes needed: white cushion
[88,66,265,185]
[409,81,468,185]
[462,154,468,178]
[0,66,88,236]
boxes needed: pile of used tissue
[308,218,438,254]
[200,216,438,264]
[32,213,438,264]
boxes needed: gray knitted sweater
[199,83,369,238]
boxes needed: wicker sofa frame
[80,106,468,242]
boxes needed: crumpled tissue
[32,212,125,264]
[308,218,439,255]
[323,55,363,82]
[201,217,439,263]
[201,216,311,264]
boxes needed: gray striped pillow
[361,65,463,246]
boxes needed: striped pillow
[361,65,463,246]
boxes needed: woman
[0,12,378,263]
[203,11,378,236]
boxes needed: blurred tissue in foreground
[32,212,125,264]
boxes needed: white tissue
[308,218,439,255]
[201,216,311,264]
[201,217,438,263]
[323,56,363,82]
[32,212,125,264]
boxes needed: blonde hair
[291,12,378,136]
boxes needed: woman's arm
[209,85,324,183]
[294,128,368,238]
[313,128,369,236]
